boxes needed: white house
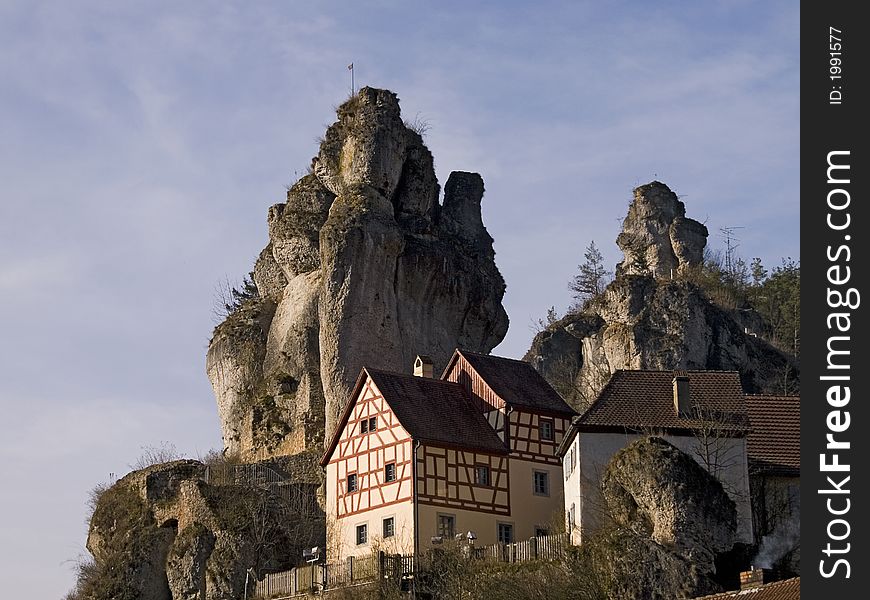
[559,370,754,545]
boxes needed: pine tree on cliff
[570,241,610,309]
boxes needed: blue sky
[0,1,798,596]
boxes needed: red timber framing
[443,352,569,465]
[416,444,510,515]
[508,409,567,465]
[330,377,413,519]
[443,354,508,442]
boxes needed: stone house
[559,370,754,545]
[320,349,576,560]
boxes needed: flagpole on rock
[348,63,354,95]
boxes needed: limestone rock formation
[525,182,798,410]
[616,181,708,278]
[83,460,323,600]
[587,437,737,599]
[207,87,508,460]
[602,437,737,572]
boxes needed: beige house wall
[568,431,753,545]
[416,504,508,549]
[507,458,565,540]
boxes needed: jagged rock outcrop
[525,182,798,410]
[616,181,707,278]
[207,87,508,461]
[83,460,323,600]
[589,437,737,599]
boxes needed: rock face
[83,460,323,600]
[616,181,708,278]
[589,437,737,599]
[207,88,508,460]
[602,437,737,573]
[525,182,798,410]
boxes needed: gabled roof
[745,395,800,476]
[575,370,749,434]
[321,368,507,465]
[448,350,576,416]
[693,577,800,599]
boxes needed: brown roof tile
[745,395,800,475]
[577,370,749,433]
[693,577,800,599]
[365,369,508,454]
[456,350,577,416]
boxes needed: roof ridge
[458,349,528,364]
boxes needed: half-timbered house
[321,349,576,560]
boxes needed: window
[535,526,549,537]
[385,462,396,483]
[356,523,368,545]
[347,473,358,492]
[368,416,377,431]
[565,446,576,478]
[360,419,369,434]
[437,514,455,539]
[497,522,514,544]
[383,517,395,538]
[533,470,549,496]
[474,465,490,486]
[539,418,554,441]
[568,503,576,530]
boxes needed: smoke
[753,512,800,569]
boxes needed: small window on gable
[347,473,358,493]
[385,462,396,483]
[474,465,490,486]
[356,523,368,545]
[369,416,377,431]
[539,418,554,441]
[360,419,369,434]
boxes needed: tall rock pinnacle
[207,88,509,460]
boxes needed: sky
[0,1,798,596]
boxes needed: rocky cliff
[207,87,509,461]
[80,459,323,600]
[525,181,798,409]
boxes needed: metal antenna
[719,226,744,276]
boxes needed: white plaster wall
[572,432,754,545]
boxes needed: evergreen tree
[570,241,611,308]
[224,271,259,314]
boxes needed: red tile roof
[455,350,577,416]
[745,395,800,476]
[693,577,800,599]
[365,369,508,454]
[576,370,749,433]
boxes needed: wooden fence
[252,532,567,598]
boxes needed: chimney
[414,355,434,378]
[739,567,775,590]
[672,371,691,416]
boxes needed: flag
[347,63,353,70]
